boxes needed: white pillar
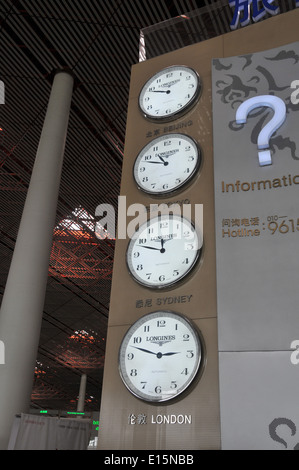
[0,70,74,449]
[77,374,87,413]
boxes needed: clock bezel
[126,213,202,290]
[133,133,202,196]
[138,65,202,122]
[118,310,205,403]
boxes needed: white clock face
[119,311,204,402]
[139,65,201,121]
[133,133,201,195]
[126,214,202,289]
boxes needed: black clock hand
[161,352,180,356]
[132,346,156,355]
[132,346,180,358]
[137,245,160,250]
[157,155,168,165]
[150,90,171,94]
[156,351,180,358]
[142,157,169,166]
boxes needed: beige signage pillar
[98,36,223,450]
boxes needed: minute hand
[137,245,160,250]
[132,346,156,355]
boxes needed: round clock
[138,65,201,121]
[133,133,201,195]
[126,214,202,289]
[119,311,204,402]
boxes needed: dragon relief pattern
[213,46,299,161]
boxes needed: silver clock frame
[126,214,202,290]
[133,133,202,196]
[118,310,205,403]
[138,65,202,122]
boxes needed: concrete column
[77,374,87,413]
[0,70,74,449]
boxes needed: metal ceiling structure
[0,0,296,413]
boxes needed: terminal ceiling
[0,0,295,412]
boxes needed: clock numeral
[138,238,146,244]
[130,369,137,376]
[136,264,143,271]
[159,275,165,281]
[160,222,168,228]
[183,334,190,341]
[133,336,142,344]
[181,368,189,375]
[170,381,177,389]
[173,269,179,277]
[186,350,194,358]
[155,386,162,394]
[157,320,166,327]
[140,381,147,389]
[146,273,152,280]
[185,243,194,250]
[182,258,189,264]
[133,251,140,258]
[144,325,150,332]
[127,353,134,360]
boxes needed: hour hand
[161,352,180,356]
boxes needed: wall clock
[126,214,202,289]
[133,133,201,195]
[118,311,204,402]
[138,65,201,121]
